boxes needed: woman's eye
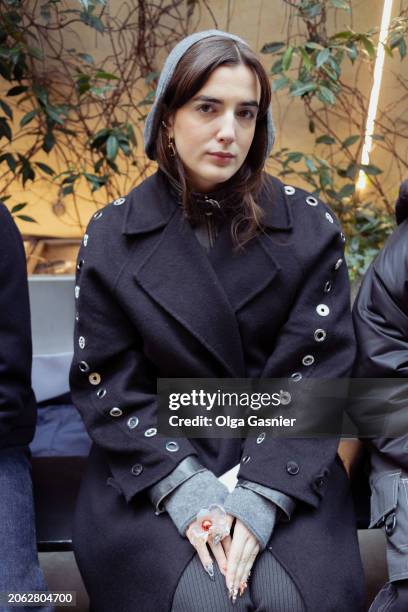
[198,104,214,113]
[239,109,255,119]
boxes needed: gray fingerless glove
[224,486,277,550]
[164,470,229,536]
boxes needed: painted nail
[205,562,215,581]
[213,534,222,546]
[239,581,247,597]
[228,586,234,600]
[232,587,238,604]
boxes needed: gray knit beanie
[143,29,275,163]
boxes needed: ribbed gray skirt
[171,548,305,612]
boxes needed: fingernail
[232,587,238,604]
[239,581,247,597]
[228,586,234,600]
[213,534,221,546]
[205,562,215,581]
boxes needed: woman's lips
[207,153,235,164]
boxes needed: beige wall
[2,0,405,238]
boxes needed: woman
[69,30,365,611]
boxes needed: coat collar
[122,169,293,235]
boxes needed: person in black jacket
[70,29,365,612]
[353,179,408,612]
[0,203,51,611]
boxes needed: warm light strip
[357,0,393,190]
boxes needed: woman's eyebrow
[192,94,259,108]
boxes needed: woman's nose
[216,112,236,143]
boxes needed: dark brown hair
[155,35,273,248]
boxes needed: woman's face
[167,63,261,192]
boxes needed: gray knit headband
[143,29,275,163]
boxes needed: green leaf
[43,129,55,153]
[341,135,360,148]
[299,47,313,70]
[291,81,317,97]
[0,153,16,172]
[80,12,104,33]
[316,135,336,145]
[20,157,35,185]
[106,134,118,160]
[46,107,65,125]
[0,99,12,119]
[6,85,27,96]
[304,42,324,50]
[11,202,27,213]
[261,42,286,54]
[316,48,330,68]
[302,4,322,18]
[287,151,303,163]
[330,0,350,10]
[78,53,94,64]
[36,162,55,176]
[338,183,355,198]
[272,76,289,92]
[361,164,382,176]
[0,117,12,140]
[144,71,159,84]
[62,185,74,196]
[360,36,375,58]
[16,214,36,223]
[371,134,385,141]
[282,46,294,71]
[270,58,283,75]
[20,109,38,127]
[305,157,317,173]
[399,38,407,60]
[317,86,336,105]
[95,71,119,80]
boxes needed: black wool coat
[0,203,36,448]
[70,170,366,612]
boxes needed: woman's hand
[185,513,234,579]
[225,518,260,601]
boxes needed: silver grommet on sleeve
[314,329,327,342]
[291,372,302,382]
[93,211,103,219]
[113,197,126,206]
[334,258,343,271]
[340,232,346,243]
[316,304,330,317]
[127,416,139,429]
[284,186,295,195]
[325,212,334,223]
[302,355,315,366]
[75,286,80,299]
[306,196,318,207]
[286,461,300,475]
[78,336,86,349]
[144,428,157,437]
[165,441,179,452]
[89,372,101,385]
[79,361,90,373]
[257,433,266,444]
[280,390,292,405]
[97,388,106,399]
[83,234,89,246]
[109,407,123,417]
[242,455,251,464]
[131,464,143,476]
[323,281,332,293]
[77,259,84,271]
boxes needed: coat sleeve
[352,220,408,581]
[238,195,354,509]
[0,203,36,448]
[69,211,199,503]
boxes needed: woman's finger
[237,540,259,596]
[185,526,214,581]
[208,538,228,576]
[225,522,249,600]
[221,514,234,557]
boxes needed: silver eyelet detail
[256,433,266,444]
[284,185,295,195]
[280,390,292,405]
[291,372,302,382]
[97,388,106,399]
[78,336,86,349]
[113,197,126,206]
[75,285,80,299]
[340,232,346,243]
[144,427,157,437]
[306,196,318,207]
[302,355,315,366]
[83,234,89,247]
[79,361,90,373]
[77,259,84,271]
[242,455,251,464]
[127,416,139,429]
[165,441,179,452]
[110,407,123,417]
[334,258,343,271]
[323,281,332,293]
[75,312,79,322]
[93,211,103,219]
[314,329,327,342]
[89,372,101,385]
[316,304,330,317]
[325,212,334,223]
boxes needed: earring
[161,120,176,157]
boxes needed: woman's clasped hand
[185,510,261,603]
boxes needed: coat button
[127,416,139,429]
[110,407,123,417]
[89,372,101,385]
[165,441,179,452]
[302,355,315,366]
[79,361,90,373]
[242,455,251,464]
[144,427,157,437]
[316,304,330,317]
[284,185,295,195]
[286,461,299,475]
[131,464,143,476]
[306,196,318,207]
